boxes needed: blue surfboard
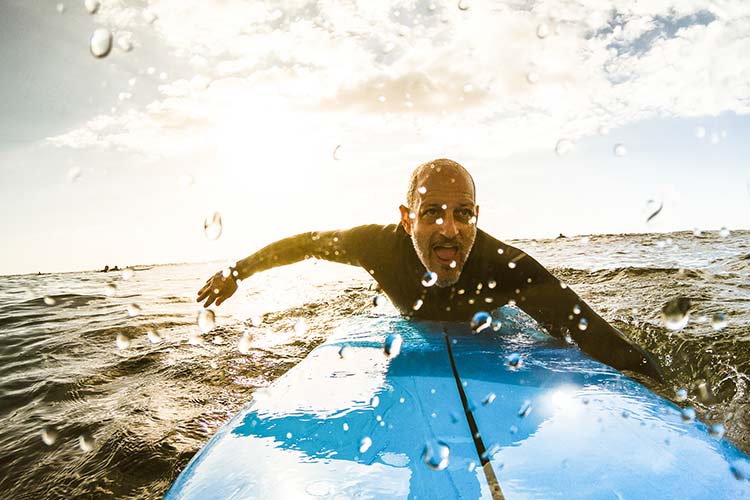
[164,309,750,499]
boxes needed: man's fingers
[204,295,216,308]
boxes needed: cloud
[47,0,750,159]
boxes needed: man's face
[400,168,478,287]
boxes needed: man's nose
[440,213,459,237]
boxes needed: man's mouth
[433,244,459,264]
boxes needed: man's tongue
[434,246,457,262]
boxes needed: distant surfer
[197,158,663,382]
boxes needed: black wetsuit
[236,224,663,382]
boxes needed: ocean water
[0,229,748,499]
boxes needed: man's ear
[399,205,413,235]
[475,205,480,223]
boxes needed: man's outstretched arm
[196,229,359,308]
[513,253,664,383]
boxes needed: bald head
[406,159,476,210]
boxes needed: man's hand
[197,269,238,307]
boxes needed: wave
[551,266,709,283]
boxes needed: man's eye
[423,208,439,217]
[456,209,474,220]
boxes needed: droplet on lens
[294,318,307,335]
[680,407,696,422]
[90,28,113,58]
[537,23,550,39]
[675,388,688,402]
[147,329,162,344]
[422,440,450,470]
[238,333,252,354]
[708,423,725,439]
[43,296,57,306]
[422,271,438,287]
[79,433,95,452]
[711,312,728,331]
[555,139,574,156]
[56,3,65,14]
[373,295,384,307]
[121,268,134,280]
[370,395,380,408]
[506,352,522,370]
[105,283,117,296]
[661,297,691,330]
[198,309,216,333]
[613,144,627,157]
[204,212,223,240]
[142,8,157,23]
[66,165,82,182]
[41,426,58,446]
[457,0,470,11]
[359,436,372,453]
[413,299,424,310]
[719,227,730,237]
[695,126,706,139]
[449,260,457,269]
[577,318,588,331]
[126,303,141,317]
[338,344,351,359]
[435,217,444,225]
[84,0,100,14]
[418,186,427,194]
[729,458,750,480]
[384,333,403,358]
[116,333,131,349]
[572,304,581,315]
[470,311,492,334]
[117,35,133,52]
[526,72,539,84]
[482,393,496,406]
[342,422,349,431]
[518,400,533,418]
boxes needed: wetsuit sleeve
[233,225,382,279]
[513,254,664,382]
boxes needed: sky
[0,0,748,275]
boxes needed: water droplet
[342,422,349,431]
[577,318,588,331]
[41,426,58,445]
[377,95,386,103]
[470,311,492,334]
[572,304,581,315]
[719,227,730,237]
[645,199,663,223]
[159,71,168,81]
[121,267,134,280]
[373,295,384,308]
[250,315,262,327]
[56,3,65,14]
[43,296,57,306]
[680,407,696,422]
[238,333,252,354]
[146,66,156,75]
[370,395,380,407]
[294,318,307,335]
[482,393,496,406]
[692,228,702,237]
[116,333,131,349]
[710,132,720,144]
[104,283,117,297]
[506,353,522,370]
[729,458,750,480]
[142,8,157,24]
[526,72,540,84]
[457,0,470,11]
[66,165,82,182]
[675,388,688,402]
[338,344,351,359]
[413,299,424,310]
[399,397,406,403]
[481,443,501,461]
[661,297,691,330]
[198,309,216,333]
[84,0,100,15]
[708,423,725,439]
[79,433,95,452]
[422,440,450,470]
[711,312,728,331]
[147,329,162,344]
[555,138,574,156]
[509,425,518,434]
[537,22,550,39]
[117,35,133,52]
[435,217,444,225]
[613,144,627,157]
[89,28,113,58]
[518,400,533,418]
[359,437,372,454]
[188,334,204,345]
[204,212,223,240]
[422,271,438,287]
[563,330,574,344]
[384,333,403,358]
[449,260,457,269]
[409,211,416,220]
[418,186,427,194]
[695,126,706,139]
[126,303,141,317]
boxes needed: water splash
[422,440,450,470]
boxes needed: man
[197,158,663,382]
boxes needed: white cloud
[48,0,750,159]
